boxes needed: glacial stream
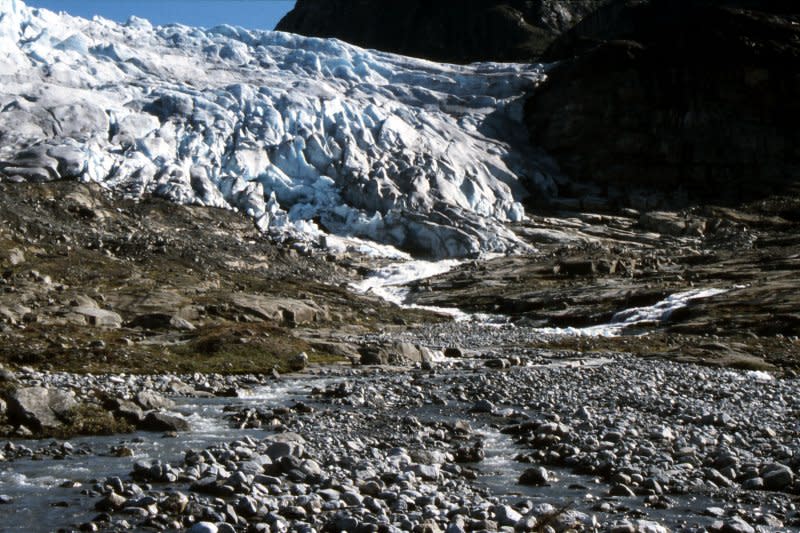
[0,370,756,532]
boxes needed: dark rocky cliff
[526,0,800,209]
[275,0,606,63]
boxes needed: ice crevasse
[0,0,556,257]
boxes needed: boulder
[231,295,327,326]
[358,342,439,365]
[135,391,175,410]
[72,306,123,329]
[139,412,190,432]
[106,399,145,424]
[762,463,794,490]
[288,352,309,372]
[4,387,78,432]
[519,466,550,485]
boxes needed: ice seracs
[0,0,552,257]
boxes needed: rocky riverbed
[0,326,799,532]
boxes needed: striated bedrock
[0,1,556,258]
[275,0,608,64]
[525,0,800,210]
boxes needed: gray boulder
[139,412,190,432]
[72,306,123,329]
[5,387,78,432]
[135,390,175,410]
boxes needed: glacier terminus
[0,0,557,258]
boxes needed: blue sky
[25,1,296,31]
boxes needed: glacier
[0,0,555,258]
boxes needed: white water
[350,257,471,319]
[534,287,730,337]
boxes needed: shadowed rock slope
[276,0,607,63]
[526,0,800,211]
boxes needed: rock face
[525,0,800,209]
[276,0,608,63]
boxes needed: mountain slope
[0,0,550,258]
[526,0,800,209]
[275,0,608,63]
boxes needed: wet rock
[160,492,189,514]
[288,352,309,372]
[609,484,636,497]
[519,467,549,486]
[469,399,494,414]
[188,522,218,533]
[139,412,190,432]
[95,492,127,512]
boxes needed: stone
[71,306,122,329]
[493,505,522,527]
[160,492,189,514]
[721,517,755,533]
[265,436,305,460]
[762,463,794,490]
[107,399,144,424]
[414,519,442,533]
[519,467,549,486]
[188,522,218,533]
[633,520,670,533]
[5,387,78,432]
[469,399,494,413]
[230,295,327,326]
[95,492,127,512]
[410,464,440,481]
[288,352,309,372]
[139,412,190,432]
[609,484,636,497]
[359,342,438,366]
[135,391,175,410]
